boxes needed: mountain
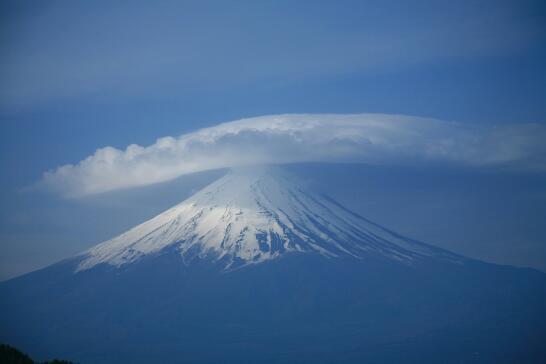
[1,167,545,363]
[77,167,461,272]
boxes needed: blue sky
[1,0,546,280]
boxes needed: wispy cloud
[39,114,546,197]
[2,1,543,111]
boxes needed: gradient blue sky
[1,0,546,280]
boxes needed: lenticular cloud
[41,113,546,197]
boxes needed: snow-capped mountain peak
[76,167,459,272]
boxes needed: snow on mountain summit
[76,167,460,272]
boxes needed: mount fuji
[1,167,545,363]
[77,167,461,272]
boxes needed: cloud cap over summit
[40,113,546,197]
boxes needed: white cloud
[40,114,546,197]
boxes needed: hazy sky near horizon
[1,0,546,280]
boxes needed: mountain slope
[1,167,545,363]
